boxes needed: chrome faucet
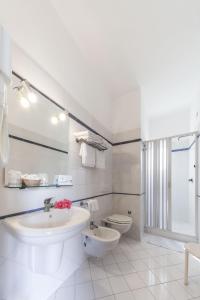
[80,201,89,209]
[90,221,98,230]
[44,197,54,212]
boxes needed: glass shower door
[171,134,197,237]
[144,133,198,241]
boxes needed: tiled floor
[49,237,200,300]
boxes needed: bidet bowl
[82,226,120,257]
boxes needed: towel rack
[76,138,108,151]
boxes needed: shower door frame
[143,131,199,243]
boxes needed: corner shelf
[5,184,73,190]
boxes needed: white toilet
[102,214,133,234]
[82,226,120,257]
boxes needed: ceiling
[0,0,200,126]
[51,0,200,109]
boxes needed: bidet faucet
[90,221,98,230]
[44,197,54,212]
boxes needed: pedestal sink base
[4,207,90,274]
[29,242,64,274]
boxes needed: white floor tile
[151,267,176,283]
[178,276,200,298]
[90,265,107,280]
[149,284,175,300]
[75,267,91,284]
[138,270,160,286]
[124,273,146,290]
[108,276,129,294]
[75,282,94,300]
[117,262,136,275]
[113,253,128,263]
[131,260,149,272]
[93,279,113,298]
[165,281,191,300]
[114,291,134,300]
[103,254,116,265]
[104,264,121,277]
[132,287,155,300]
[141,257,161,269]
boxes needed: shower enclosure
[144,133,199,242]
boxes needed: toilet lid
[106,214,132,224]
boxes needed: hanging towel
[96,149,105,169]
[79,142,95,168]
[0,78,9,167]
[87,199,99,212]
[0,26,11,84]
[0,26,11,167]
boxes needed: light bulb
[59,112,66,121]
[20,96,30,108]
[28,92,37,103]
[51,116,58,125]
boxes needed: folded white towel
[96,150,105,169]
[75,130,105,146]
[0,26,11,84]
[79,142,95,168]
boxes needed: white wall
[142,106,191,141]
[111,90,143,240]
[0,43,114,300]
[112,90,140,137]
[0,1,113,132]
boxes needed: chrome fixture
[14,80,37,108]
[90,221,98,230]
[44,197,54,212]
[80,201,89,209]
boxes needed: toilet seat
[106,214,132,224]
[102,214,133,234]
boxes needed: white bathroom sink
[4,206,90,246]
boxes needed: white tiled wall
[112,136,143,241]
[0,116,113,300]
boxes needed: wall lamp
[14,80,37,108]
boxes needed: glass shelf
[5,184,73,189]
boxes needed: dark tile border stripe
[12,71,141,147]
[0,192,143,219]
[0,207,44,220]
[112,139,141,146]
[9,134,68,154]
[113,192,144,196]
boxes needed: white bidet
[82,226,120,257]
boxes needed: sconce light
[51,116,59,125]
[51,111,67,125]
[14,80,37,108]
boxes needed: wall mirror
[5,73,70,188]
